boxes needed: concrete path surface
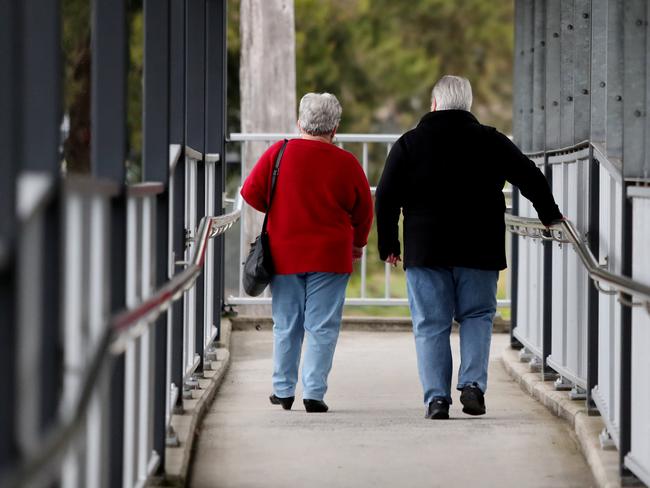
[190,330,595,488]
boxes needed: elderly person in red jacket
[241,93,373,413]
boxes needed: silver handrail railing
[505,214,650,314]
[0,195,242,488]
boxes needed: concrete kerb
[231,314,511,333]
[151,319,233,487]
[501,346,627,488]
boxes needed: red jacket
[241,139,373,274]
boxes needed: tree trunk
[239,0,296,300]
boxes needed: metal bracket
[598,428,616,451]
[205,152,220,162]
[222,304,238,317]
[569,386,587,400]
[528,355,542,372]
[182,374,200,399]
[518,348,534,363]
[594,280,617,295]
[617,292,644,308]
[205,345,219,362]
[554,376,573,391]
[184,228,194,248]
[165,425,180,447]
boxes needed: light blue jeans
[406,266,498,405]
[270,272,350,401]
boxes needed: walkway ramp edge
[501,347,633,488]
[154,319,233,487]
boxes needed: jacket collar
[417,109,479,128]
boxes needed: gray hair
[298,93,342,136]
[431,75,473,111]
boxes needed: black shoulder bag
[243,139,289,296]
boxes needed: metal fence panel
[627,188,650,485]
[547,156,590,389]
[592,165,623,446]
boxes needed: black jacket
[375,110,562,271]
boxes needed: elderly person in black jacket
[375,75,563,420]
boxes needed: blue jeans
[406,266,498,405]
[270,272,350,401]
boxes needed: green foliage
[293,0,514,133]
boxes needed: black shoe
[460,383,486,416]
[269,394,294,410]
[425,398,450,419]
[303,399,328,413]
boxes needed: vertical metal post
[619,1,646,480]
[91,0,128,485]
[586,150,600,414]
[542,156,555,380]
[170,0,187,410]
[619,192,634,481]
[186,0,207,372]
[21,0,63,435]
[206,0,228,339]
[143,0,171,472]
[0,0,20,471]
[510,0,525,348]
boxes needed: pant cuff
[302,392,325,401]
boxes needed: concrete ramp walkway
[190,330,595,488]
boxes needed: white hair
[432,75,473,111]
[298,93,342,136]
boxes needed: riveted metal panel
[560,0,576,147]
[532,0,547,152]
[520,0,535,152]
[623,1,647,180]
[606,0,624,159]
[545,1,562,149]
[574,0,592,143]
[591,0,608,143]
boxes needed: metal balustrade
[507,143,650,487]
[511,0,650,483]
[227,132,513,310]
[0,0,231,486]
[1,161,241,488]
[628,187,650,485]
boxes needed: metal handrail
[505,214,650,314]
[111,197,242,352]
[0,196,242,488]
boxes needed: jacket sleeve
[350,162,374,247]
[375,138,406,260]
[493,131,563,226]
[240,142,280,213]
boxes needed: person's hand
[546,215,567,228]
[385,254,401,267]
[352,246,364,262]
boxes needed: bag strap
[261,139,289,234]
